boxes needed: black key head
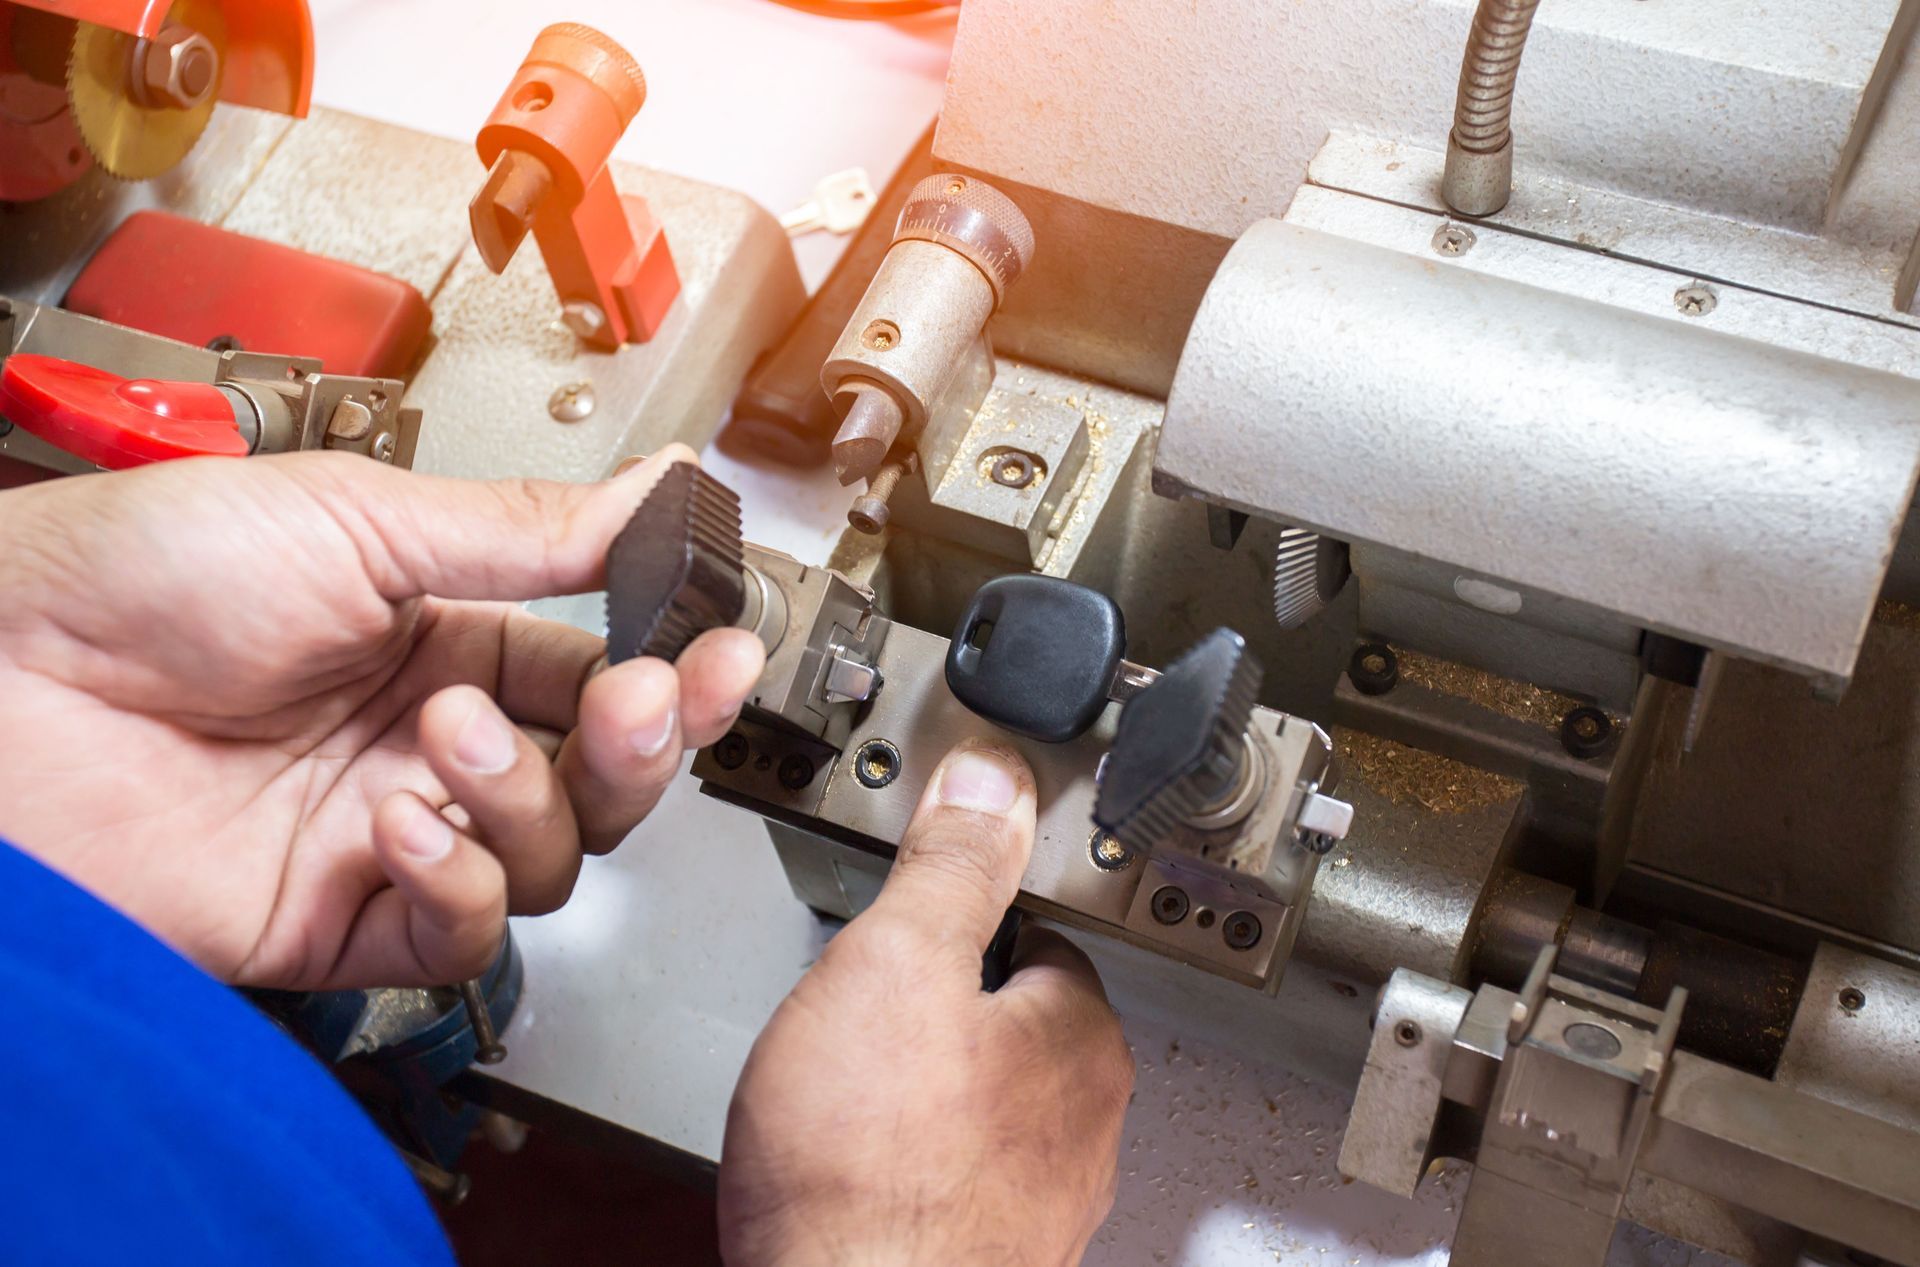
[945,575,1126,744]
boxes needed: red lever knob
[0,354,250,470]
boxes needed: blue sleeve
[0,839,455,1267]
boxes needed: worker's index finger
[296,444,698,604]
[866,741,1039,955]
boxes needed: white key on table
[779,168,878,236]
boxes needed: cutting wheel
[67,0,226,181]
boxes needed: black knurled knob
[1094,629,1263,849]
[606,462,748,664]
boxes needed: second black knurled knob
[1094,629,1263,850]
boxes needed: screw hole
[514,81,554,112]
[853,739,901,790]
[1222,911,1262,950]
[1840,986,1867,1013]
[1560,706,1615,759]
[1674,283,1719,317]
[1393,1019,1422,1047]
[712,733,750,771]
[1348,643,1399,696]
[862,319,900,351]
[979,447,1043,490]
[1088,831,1134,872]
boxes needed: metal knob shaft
[822,173,1037,486]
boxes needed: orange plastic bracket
[471,23,680,349]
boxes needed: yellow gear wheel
[67,0,226,181]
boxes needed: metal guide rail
[1344,947,1920,1266]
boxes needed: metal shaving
[1336,729,1522,815]
[1875,599,1920,633]
[1392,646,1578,731]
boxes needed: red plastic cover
[66,211,432,381]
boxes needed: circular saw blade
[67,0,225,181]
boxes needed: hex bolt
[459,978,508,1066]
[1150,886,1191,925]
[547,381,596,422]
[1088,830,1135,873]
[848,455,915,535]
[777,753,817,790]
[853,738,902,789]
[1674,284,1719,317]
[1431,223,1477,257]
[561,300,608,340]
[1222,910,1263,950]
[1560,706,1614,759]
[1393,1019,1423,1047]
[712,732,750,771]
[140,24,220,111]
[1347,643,1399,696]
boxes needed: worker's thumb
[865,741,1038,956]
[292,443,696,603]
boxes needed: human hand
[719,742,1135,1267]
[0,447,763,990]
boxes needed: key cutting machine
[12,3,1920,1262]
[665,3,1920,1264]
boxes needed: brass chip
[1392,646,1579,731]
[1337,729,1522,815]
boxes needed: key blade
[814,167,877,233]
[778,200,825,236]
[1109,660,1161,703]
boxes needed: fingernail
[935,747,1020,815]
[455,704,517,774]
[629,704,676,758]
[399,803,454,862]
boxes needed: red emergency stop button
[0,354,251,470]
